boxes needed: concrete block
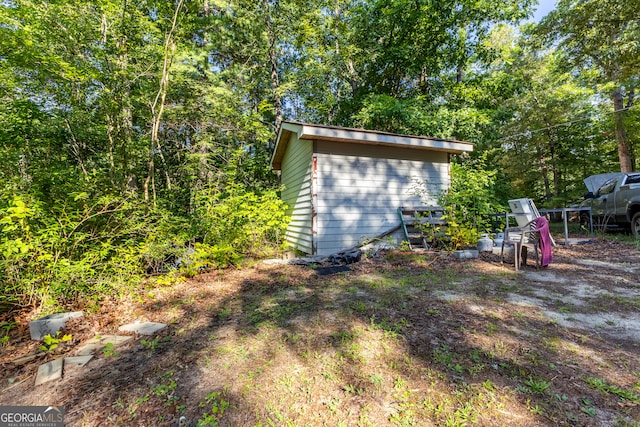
[452,249,479,259]
[29,311,83,340]
[493,245,514,256]
[76,335,133,355]
[75,343,104,356]
[64,355,93,368]
[35,358,63,386]
[11,353,44,365]
[86,335,134,346]
[118,321,167,335]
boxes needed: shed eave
[298,124,473,154]
[271,124,299,170]
[271,121,474,170]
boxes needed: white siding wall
[281,134,314,254]
[314,141,450,255]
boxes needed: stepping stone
[35,358,63,386]
[29,311,83,340]
[86,335,134,346]
[75,335,133,355]
[118,321,167,335]
[64,355,93,368]
[12,353,44,365]
[75,343,105,356]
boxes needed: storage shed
[271,121,474,256]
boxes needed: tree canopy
[0,0,638,309]
[537,0,640,172]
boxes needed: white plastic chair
[501,199,554,271]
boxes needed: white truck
[580,172,640,237]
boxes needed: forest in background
[0,0,638,311]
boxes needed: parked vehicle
[579,172,640,237]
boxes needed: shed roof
[271,121,474,170]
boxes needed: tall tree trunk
[612,88,634,172]
[626,87,636,170]
[543,123,559,198]
[145,0,185,203]
[263,0,282,140]
[108,8,136,192]
[538,148,551,201]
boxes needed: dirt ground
[1,238,639,426]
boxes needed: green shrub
[192,185,289,258]
[441,161,504,235]
[1,194,152,310]
[414,161,505,249]
[0,184,289,311]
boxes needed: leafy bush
[413,161,505,249]
[440,161,505,235]
[0,194,150,310]
[0,185,289,311]
[192,185,289,260]
[444,220,481,250]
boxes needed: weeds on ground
[584,377,640,402]
[0,322,17,347]
[39,331,72,353]
[31,246,640,426]
[102,342,119,358]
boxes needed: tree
[500,45,600,201]
[0,0,291,308]
[333,0,534,132]
[538,0,640,172]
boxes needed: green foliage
[0,322,17,347]
[197,389,230,427]
[3,0,637,316]
[39,331,72,353]
[102,342,119,358]
[440,161,505,241]
[352,93,494,142]
[493,37,615,202]
[0,194,148,309]
[194,244,242,270]
[0,186,289,310]
[352,94,413,134]
[411,161,504,249]
[140,337,161,351]
[416,221,450,250]
[584,377,640,402]
[536,0,640,172]
[445,222,480,250]
[192,186,289,261]
[523,376,552,395]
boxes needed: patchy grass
[1,241,640,426]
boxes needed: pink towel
[535,216,553,267]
